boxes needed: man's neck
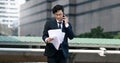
[56,19,63,22]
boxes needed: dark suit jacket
[42,18,74,58]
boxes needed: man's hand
[63,16,68,25]
[45,37,53,43]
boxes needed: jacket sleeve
[65,23,74,40]
[42,21,49,42]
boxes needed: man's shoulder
[47,18,56,23]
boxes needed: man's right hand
[45,37,53,43]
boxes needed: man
[42,5,74,63]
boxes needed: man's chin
[57,19,62,21]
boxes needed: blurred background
[0,0,120,38]
[1,0,120,39]
[0,0,120,63]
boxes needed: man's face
[54,10,64,21]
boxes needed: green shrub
[76,26,113,38]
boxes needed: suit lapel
[51,19,58,29]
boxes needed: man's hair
[52,5,64,14]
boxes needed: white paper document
[48,29,65,50]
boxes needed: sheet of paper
[48,29,65,50]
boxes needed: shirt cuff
[45,38,48,43]
[65,23,69,28]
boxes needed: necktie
[58,22,62,29]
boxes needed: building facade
[0,0,25,36]
[19,0,75,36]
[19,0,53,36]
[19,0,120,36]
[0,0,20,28]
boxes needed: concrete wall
[19,0,75,36]
[75,0,120,35]
[19,0,120,36]
[19,0,49,36]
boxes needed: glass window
[10,3,15,5]
[10,0,15,1]
[0,3,8,5]
[0,7,6,9]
